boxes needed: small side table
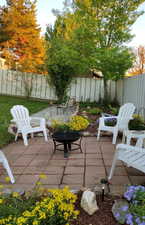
[124,130,145,147]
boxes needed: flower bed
[0,186,79,225]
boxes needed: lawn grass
[0,95,49,147]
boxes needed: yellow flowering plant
[51,115,89,132]
[0,185,79,225]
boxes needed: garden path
[32,105,77,123]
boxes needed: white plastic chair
[0,150,15,183]
[108,142,145,180]
[97,103,135,144]
[10,105,48,146]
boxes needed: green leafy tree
[45,0,144,102]
[93,47,134,101]
[0,0,46,73]
[45,23,90,102]
[63,0,144,101]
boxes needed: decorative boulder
[81,190,99,215]
[112,199,129,224]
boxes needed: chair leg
[31,133,34,139]
[97,129,101,141]
[15,132,18,141]
[1,152,15,183]
[43,129,48,142]
[22,133,28,146]
[108,151,118,180]
[122,132,126,143]
[112,130,118,144]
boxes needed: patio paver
[0,136,145,195]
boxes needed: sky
[0,0,145,47]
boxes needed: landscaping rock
[112,199,129,224]
[81,190,99,215]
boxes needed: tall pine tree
[0,0,46,73]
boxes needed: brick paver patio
[0,135,145,195]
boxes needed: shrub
[107,104,119,115]
[129,114,145,130]
[0,186,79,225]
[86,107,102,115]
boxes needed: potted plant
[51,115,89,133]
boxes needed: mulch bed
[71,192,126,225]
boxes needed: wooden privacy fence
[0,69,116,102]
[117,74,145,117]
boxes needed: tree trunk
[103,79,109,103]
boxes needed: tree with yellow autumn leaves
[0,0,46,73]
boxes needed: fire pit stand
[52,131,83,158]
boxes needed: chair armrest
[103,116,118,120]
[102,113,114,117]
[30,116,45,121]
[98,115,118,127]
[116,143,145,153]
[30,117,46,127]
[10,119,16,123]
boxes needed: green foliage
[79,100,119,114]
[94,47,134,81]
[0,95,49,147]
[45,31,88,102]
[129,114,145,130]
[79,101,99,109]
[73,0,144,48]
[86,107,102,115]
[47,63,74,103]
[108,104,119,115]
[61,0,143,102]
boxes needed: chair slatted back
[117,103,135,129]
[11,105,31,130]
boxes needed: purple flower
[121,205,129,211]
[135,186,145,191]
[124,191,134,201]
[138,222,145,225]
[135,217,141,224]
[114,212,120,218]
[124,185,139,201]
[126,213,133,225]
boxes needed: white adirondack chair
[0,150,15,183]
[97,103,135,144]
[10,105,48,146]
[108,143,145,180]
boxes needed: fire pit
[52,131,82,158]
